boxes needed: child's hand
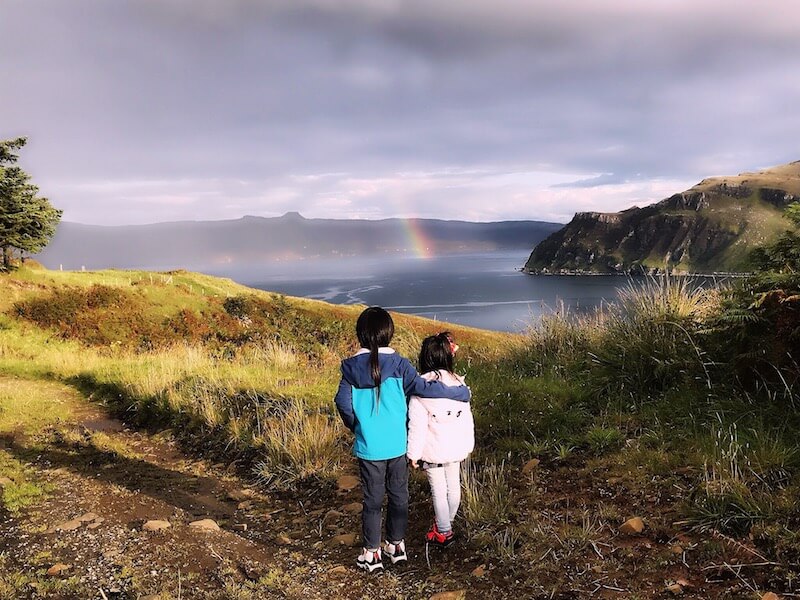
[409,459,419,469]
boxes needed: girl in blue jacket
[334,306,470,572]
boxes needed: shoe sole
[386,553,407,564]
[426,537,455,548]
[357,561,384,573]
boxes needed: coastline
[518,267,752,278]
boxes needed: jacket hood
[341,348,402,389]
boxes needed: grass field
[1,264,799,598]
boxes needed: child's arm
[406,397,428,464]
[333,375,356,432]
[400,360,471,402]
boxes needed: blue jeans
[358,456,408,549]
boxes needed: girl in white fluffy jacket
[407,332,474,546]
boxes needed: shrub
[13,285,164,347]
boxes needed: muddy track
[0,398,502,599]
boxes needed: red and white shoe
[356,547,383,572]
[384,539,407,564]
[425,523,455,547]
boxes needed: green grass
[0,377,78,434]
[3,263,800,586]
[0,376,81,512]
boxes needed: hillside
[1,266,798,598]
[524,160,800,274]
[34,213,563,271]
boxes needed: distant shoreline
[518,268,751,279]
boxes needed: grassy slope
[2,265,799,598]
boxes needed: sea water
[209,251,631,333]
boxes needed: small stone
[237,500,254,511]
[46,563,71,577]
[227,489,251,502]
[619,517,645,535]
[762,593,781,600]
[76,512,99,522]
[666,583,683,595]
[0,476,13,488]
[430,591,467,600]
[233,523,248,532]
[324,509,344,522]
[56,520,83,532]
[336,474,360,492]
[341,502,362,514]
[332,533,359,546]
[87,522,103,530]
[676,578,691,587]
[522,458,540,475]
[329,565,348,575]
[471,564,487,577]
[143,520,171,532]
[671,545,684,554]
[189,518,220,532]
[277,534,293,545]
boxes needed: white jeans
[425,461,461,534]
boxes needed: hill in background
[34,213,562,271]
[525,160,800,274]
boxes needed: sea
[208,251,633,333]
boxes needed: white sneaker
[384,539,407,564]
[356,547,383,572]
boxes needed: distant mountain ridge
[524,160,800,275]
[35,213,563,271]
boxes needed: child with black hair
[334,308,471,572]
[407,332,474,547]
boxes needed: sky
[2,0,799,226]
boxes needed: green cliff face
[525,161,800,274]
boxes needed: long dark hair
[419,332,455,375]
[356,307,395,399]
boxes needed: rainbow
[402,218,434,259]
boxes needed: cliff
[524,160,800,274]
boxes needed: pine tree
[0,138,62,270]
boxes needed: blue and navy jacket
[334,348,471,461]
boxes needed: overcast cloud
[1,0,799,224]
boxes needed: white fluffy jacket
[407,370,475,464]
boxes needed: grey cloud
[1,0,799,224]
[552,173,626,189]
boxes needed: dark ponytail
[418,332,455,375]
[356,307,395,407]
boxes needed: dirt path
[1,380,784,599]
[0,387,497,599]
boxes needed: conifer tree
[0,138,62,270]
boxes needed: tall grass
[589,277,720,398]
[461,458,514,531]
[254,399,344,488]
